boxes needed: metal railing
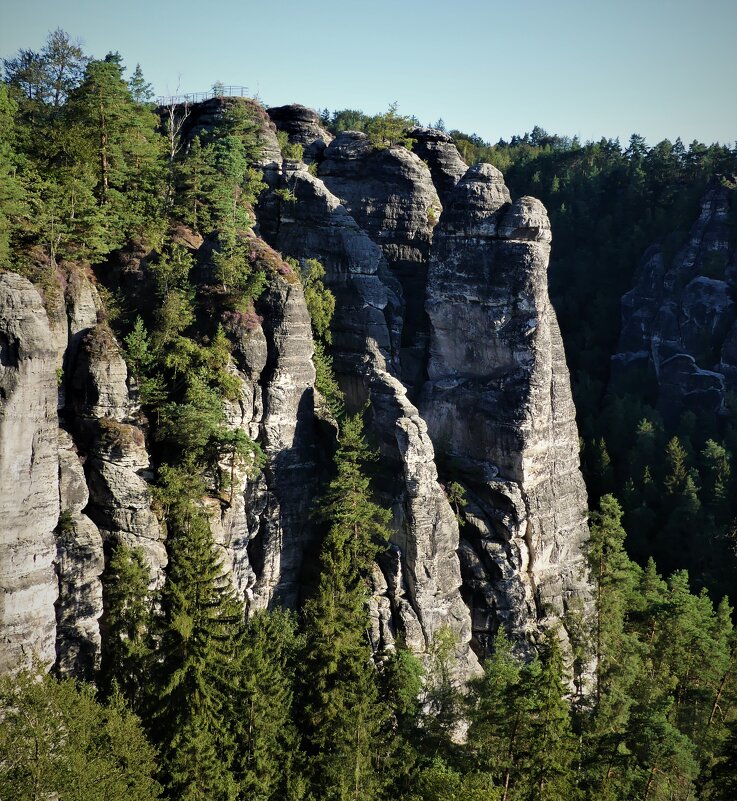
[155,86,251,107]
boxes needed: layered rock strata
[613,179,737,423]
[0,273,60,672]
[421,165,592,653]
[260,162,478,677]
[247,273,319,610]
[319,131,442,392]
[68,323,166,582]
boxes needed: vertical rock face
[612,180,736,423]
[421,166,592,653]
[69,324,166,582]
[259,164,478,677]
[267,104,333,164]
[319,132,442,391]
[0,273,59,673]
[249,274,319,610]
[55,429,104,679]
[410,127,468,207]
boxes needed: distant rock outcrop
[410,127,468,206]
[613,179,737,423]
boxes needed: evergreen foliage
[0,669,160,801]
[299,414,394,801]
[99,540,154,710]
[2,30,737,801]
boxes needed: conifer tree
[99,540,154,711]
[467,629,530,800]
[583,495,645,800]
[232,610,305,801]
[152,499,244,801]
[518,632,578,801]
[299,413,394,801]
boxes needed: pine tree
[299,413,394,801]
[517,632,578,801]
[232,610,305,801]
[467,629,530,800]
[152,502,244,801]
[99,540,154,711]
[583,495,645,800]
[68,56,164,247]
[663,436,689,496]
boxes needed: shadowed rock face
[259,163,479,678]
[319,131,443,393]
[0,273,59,673]
[613,180,737,423]
[267,104,333,164]
[421,166,592,655]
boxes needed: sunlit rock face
[0,273,59,673]
[421,165,592,656]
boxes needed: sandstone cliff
[421,166,592,653]
[0,98,593,682]
[0,273,59,673]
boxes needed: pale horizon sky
[1,0,735,148]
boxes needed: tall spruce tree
[299,413,394,801]
[467,629,531,800]
[231,610,305,801]
[99,540,154,711]
[583,495,645,800]
[152,500,244,801]
[518,632,578,801]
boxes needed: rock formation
[259,161,478,676]
[420,165,592,653]
[410,126,468,207]
[0,273,60,673]
[0,98,593,682]
[319,131,442,392]
[613,179,737,423]
[267,104,333,164]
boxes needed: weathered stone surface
[69,324,165,583]
[267,104,333,164]
[0,273,59,673]
[613,180,736,422]
[421,170,592,655]
[410,127,468,206]
[69,325,131,422]
[248,272,319,610]
[55,429,104,679]
[319,131,442,391]
[258,165,478,678]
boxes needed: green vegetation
[3,28,737,801]
[322,102,417,149]
[446,123,737,598]
[0,669,161,801]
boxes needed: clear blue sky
[1,0,735,147]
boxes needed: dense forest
[1,29,737,801]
